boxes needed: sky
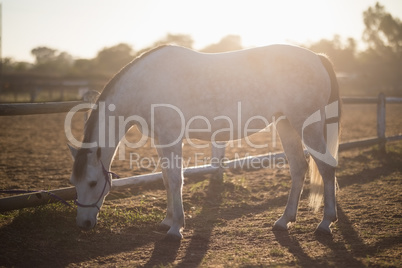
[2,0,402,62]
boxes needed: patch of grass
[0,210,19,223]
[270,248,285,257]
[386,142,402,154]
[189,179,209,193]
[100,205,164,230]
[0,202,76,229]
[369,142,402,158]
[0,203,79,264]
[219,174,253,209]
[222,175,250,194]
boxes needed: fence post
[211,142,226,181]
[377,92,386,152]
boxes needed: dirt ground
[0,103,401,267]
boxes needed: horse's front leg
[156,146,174,230]
[159,167,174,230]
[157,142,185,239]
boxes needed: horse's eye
[89,181,97,188]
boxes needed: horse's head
[68,144,112,230]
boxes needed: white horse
[68,44,340,239]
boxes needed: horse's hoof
[158,223,171,231]
[272,222,288,231]
[314,226,332,235]
[164,233,182,242]
[273,217,290,231]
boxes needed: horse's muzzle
[77,218,96,231]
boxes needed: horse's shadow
[272,206,366,268]
[144,236,181,267]
[144,175,224,268]
[273,204,402,267]
[178,177,224,268]
[273,230,316,266]
[0,207,169,267]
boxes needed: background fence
[0,93,401,212]
[0,74,106,103]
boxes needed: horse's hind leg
[303,121,338,234]
[273,118,308,231]
[312,157,337,234]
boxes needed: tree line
[2,2,401,96]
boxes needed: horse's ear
[67,144,78,160]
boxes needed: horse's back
[125,44,332,139]
[138,45,329,108]
[139,44,327,94]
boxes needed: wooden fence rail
[0,101,89,116]
[0,93,401,212]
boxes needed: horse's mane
[73,45,168,180]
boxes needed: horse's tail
[309,54,341,212]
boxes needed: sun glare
[170,0,338,49]
[4,0,350,61]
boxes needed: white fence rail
[0,93,401,212]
